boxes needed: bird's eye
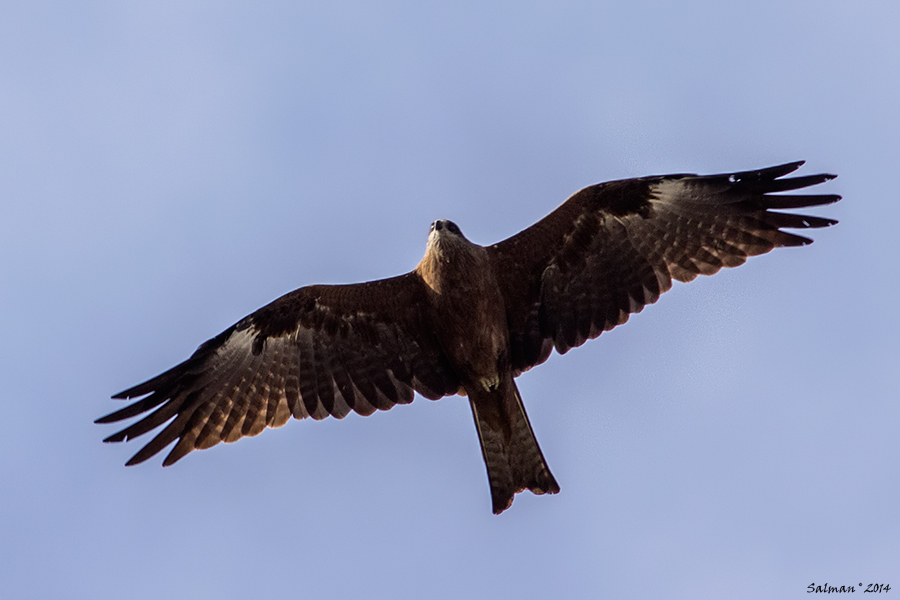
[448,222,459,234]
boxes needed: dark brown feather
[490,161,839,374]
[468,375,559,514]
[99,161,838,514]
[99,274,460,466]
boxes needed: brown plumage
[97,161,839,513]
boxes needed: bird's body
[98,162,839,513]
[417,220,559,512]
[417,220,508,391]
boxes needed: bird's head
[427,218,469,249]
[420,219,476,274]
[429,219,464,239]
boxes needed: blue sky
[2,1,898,598]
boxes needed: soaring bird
[97,161,839,514]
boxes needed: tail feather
[468,376,559,514]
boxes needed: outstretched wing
[489,161,840,374]
[97,273,460,466]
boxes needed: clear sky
[2,1,898,598]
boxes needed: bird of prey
[97,161,839,514]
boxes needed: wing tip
[735,161,839,187]
[781,159,806,171]
[112,379,161,400]
[124,454,146,467]
[756,160,805,179]
[124,442,173,467]
[102,430,127,443]
[161,443,191,467]
[784,235,814,247]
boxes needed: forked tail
[468,376,559,514]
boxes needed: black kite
[98,161,839,513]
